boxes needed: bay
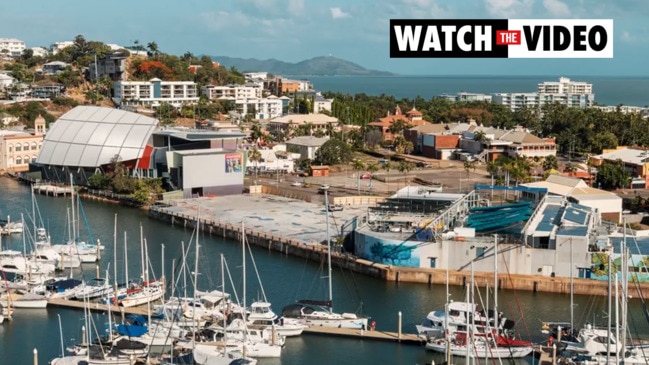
[302,75,649,107]
[0,176,647,364]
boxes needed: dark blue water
[302,75,649,107]
[1,177,647,364]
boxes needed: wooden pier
[302,326,423,345]
[47,298,149,316]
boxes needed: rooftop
[285,136,329,147]
[595,147,649,165]
[270,114,338,125]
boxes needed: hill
[211,56,394,76]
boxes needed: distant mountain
[211,56,395,76]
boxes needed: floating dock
[303,326,423,345]
[47,298,149,316]
[32,184,74,197]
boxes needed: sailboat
[280,186,369,330]
[50,174,100,264]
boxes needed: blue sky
[2,0,648,76]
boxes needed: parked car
[360,173,372,179]
[328,204,344,212]
[291,181,303,187]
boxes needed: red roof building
[368,105,430,141]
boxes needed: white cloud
[542,0,570,17]
[484,0,534,18]
[330,7,351,19]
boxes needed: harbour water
[1,176,648,365]
[301,75,649,107]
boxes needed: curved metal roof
[37,106,159,168]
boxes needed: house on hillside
[591,146,649,189]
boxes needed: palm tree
[397,161,413,192]
[366,162,379,194]
[389,118,410,137]
[382,161,393,194]
[352,159,365,194]
[543,155,559,171]
[463,160,476,178]
[248,148,262,185]
[250,122,263,144]
[147,42,159,57]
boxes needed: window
[15,144,21,152]
[16,156,22,164]
[8,144,12,153]
[32,155,37,162]
[23,143,29,151]
[31,142,37,150]
[476,247,486,258]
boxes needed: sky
[2,0,648,76]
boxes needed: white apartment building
[243,72,268,80]
[51,41,74,55]
[313,93,333,113]
[201,84,262,100]
[30,47,49,57]
[436,92,493,102]
[236,96,283,120]
[114,78,199,108]
[493,92,594,111]
[537,77,593,94]
[0,38,26,57]
[592,105,649,115]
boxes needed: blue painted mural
[590,252,649,282]
[356,231,421,267]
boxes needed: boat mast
[324,187,333,312]
[69,174,76,242]
[570,237,574,334]
[113,214,118,304]
[242,220,246,309]
[607,254,612,364]
[621,218,628,353]
[493,234,498,335]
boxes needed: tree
[248,148,262,184]
[147,41,159,57]
[463,160,476,178]
[542,155,559,171]
[250,122,263,143]
[389,118,410,137]
[87,173,111,189]
[155,102,176,125]
[397,161,414,191]
[596,160,631,190]
[382,161,393,194]
[314,139,353,166]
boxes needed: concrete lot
[161,194,367,245]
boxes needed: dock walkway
[47,298,149,316]
[303,326,422,345]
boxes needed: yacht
[244,301,304,336]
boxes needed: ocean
[299,75,649,107]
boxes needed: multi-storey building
[537,77,593,94]
[50,41,74,55]
[201,84,263,100]
[87,52,127,81]
[494,77,595,112]
[235,96,284,120]
[0,115,46,172]
[435,92,493,102]
[114,78,199,108]
[0,38,26,57]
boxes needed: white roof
[270,113,338,125]
[37,106,159,168]
[595,148,649,165]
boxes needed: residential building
[235,96,283,120]
[0,116,46,172]
[87,52,127,81]
[537,77,592,94]
[590,146,649,188]
[0,113,19,126]
[264,77,311,95]
[313,93,333,114]
[285,136,329,160]
[421,134,461,159]
[462,127,557,161]
[0,73,15,89]
[268,114,339,138]
[0,38,26,57]
[30,47,49,57]
[201,84,262,100]
[522,174,622,223]
[50,41,74,55]
[113,78,199,108]
[40,61,69,75]
[188,62,221,74]
[368,105,430,141]
[243,72,268,80]
[435,92,493,102]
[593,105,649,116]
[494,78,595,112]
[31,83,65,98]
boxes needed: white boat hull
[120,288,165,308]
[294,316,368,330]
[0,299,48,309]
[425,339,533,359]
[193,343,257,365]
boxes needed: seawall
[148,203,649,298]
